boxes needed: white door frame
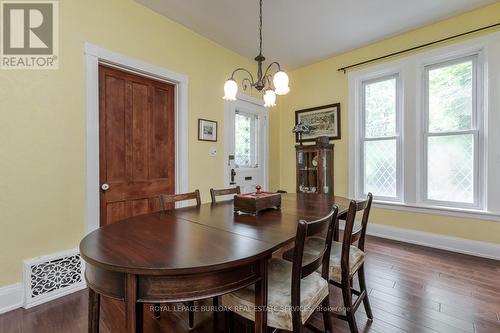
[224,93,269,191]
[84,43,189,234]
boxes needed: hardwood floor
[1,235,499,333]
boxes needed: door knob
[101,183,110,191]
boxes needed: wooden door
[99,65,175,225]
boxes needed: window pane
[427,134,474,203]
[235,111,259,168]
[364,139,397,197]
[428,60,473,132]
[364,77,396,138]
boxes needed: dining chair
[284,193,373,333]
[159,189,201,211]
[157,189,201,329]
[222,206,339,333]
[210,186,241,204]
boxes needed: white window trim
[420,54,484,210]
[358,73,404,202]
[349,31,500,221]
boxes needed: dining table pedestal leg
[125,274,143,333]
[254,258,269,333]
[88,288,100,333]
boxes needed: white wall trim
[374,201,500,222]
[366,223,500,261]
[0,248,87,314]
[337,220,500,260]
[0,283,23,315]
[84,43,189,233]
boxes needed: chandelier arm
[241,78,253,91]
[230,67,256,85]
[265,74,272,90]
[263,61,282,79]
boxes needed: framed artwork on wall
[295,103,341,142]
[198,119,218,142]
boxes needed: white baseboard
[366,223,500,260]
[0,283,24,315]
[0,248,87,314]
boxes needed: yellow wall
[0,0,261,286]
[273,2,500,244]
[1,0,498,289]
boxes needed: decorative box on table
[234,186,281,215]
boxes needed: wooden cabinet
[296,137,334,194]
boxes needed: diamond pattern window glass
[424,56,478,206]
[235,111,259,168]
[361,75,400,200]
[364,140,397,197]
[427,134,474,203]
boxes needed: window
[360,75,401,201]
[349,37,493,215]
[424,56,480,208]
[234,110,259,168]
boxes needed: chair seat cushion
[283,237,366,283]
[221,257,329,331]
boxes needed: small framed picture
[295,103,341,142]
[198,119,218,142]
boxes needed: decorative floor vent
[23,249,86,308]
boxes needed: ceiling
[136,0,497,69]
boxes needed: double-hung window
[351,42,487,214]
[423,55,481,208]
[360,74,401,201]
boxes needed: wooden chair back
[290,206,338,328]
[209,186,240,204]
[341,193,373,276]
[159,190,201,212]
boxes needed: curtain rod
[338,22,500,73]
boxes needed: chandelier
[223,0,290,107]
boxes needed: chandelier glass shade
[223,0,289,106]
[263,89,276,107]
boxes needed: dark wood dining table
[79,193,352,333]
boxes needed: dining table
[79,193,352,333]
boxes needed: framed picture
[198,119,218,142]
[295,103,341,142]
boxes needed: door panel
[106,201,126,226]
[131,82,149,181]
[150,85,174,180]
[99,65,175,225]
[104,76,126,182]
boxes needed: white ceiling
[136,0,497,69]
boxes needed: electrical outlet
[210,148,218,157]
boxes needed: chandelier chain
[259,0,263,56]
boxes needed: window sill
[373,201,500,222]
